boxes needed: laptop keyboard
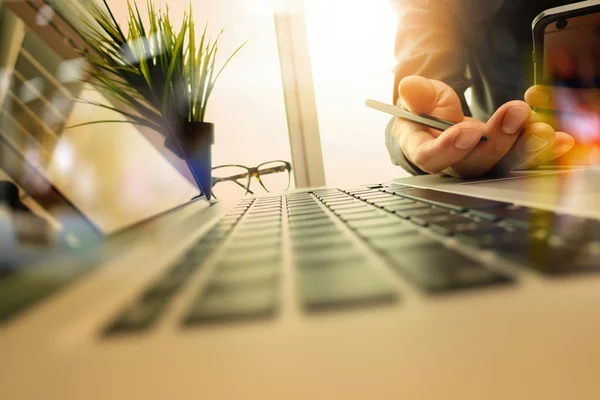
[287,192,398,311]
[99,184,600,335]
[185,197,282,324]
[105,199,259,333]
[311,189,511,293]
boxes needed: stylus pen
[365,99,489,141]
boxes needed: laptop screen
[0,4,206,238]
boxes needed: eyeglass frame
[211,160,292,196]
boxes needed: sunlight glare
[305,0,403,186]
[18,77,44,103]
[56,58,87,84]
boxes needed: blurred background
[103,0,406,190]
[0,0,407,217]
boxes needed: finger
[519,131,575,169]
[525,85,552,109]
[525,85,600,113]
[398,76,464,123]
[399,120,483,174]
[450,101,534,177]
[529,109,554,126]
[491,122,558,173]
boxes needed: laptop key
[346,216,406,230]
[368,234,438,252]
[344,188,375,196]
[355,193,393,201]
[294,248,365,268]
[292,234,351,250]
[298,263,398,311]
[287,207,324,216]
[391,203,431,217]
[142,273,188,300]
[356,224,418,239]
[237,221,281,231]
[288,212,329,222]
[105,298,168,334]
[209,265,279,288]
[396,207,441,219]
[246,211,282,220]
[226,236,281,251]
[386,246,512,292]
[185,285,278,324]
[364,195,397,204]
[317,193,351,200]
[457,230,528,249]
[243,215,282,224]
[401,208,450,223]
[290,225,341,238]
[411,213,472,227]
[328,202,368,211]
[289,217,334,229]
[220,248,281,264]
[400,188,510,212]
[332,206,375,216]
[312,189,341,194]
[287,203,316,210]
[287,197,316,203]
[339,210,387,222]
[251,203,282,209]
[381,202,422,213]
[430,220,507,237]
[322,198,358,206]
[369,198,415,207]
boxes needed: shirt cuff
[385,116,426,176]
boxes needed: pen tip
[481,135,489,142]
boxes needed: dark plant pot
[165,122,215,200]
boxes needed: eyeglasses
[211,160,292,199]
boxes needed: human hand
[525,85,600,137]
[386,76,575,178]
[526,43,599,144]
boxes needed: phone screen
[540,11,600,159]
[543,12,600,87]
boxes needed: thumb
[398,76,464,123]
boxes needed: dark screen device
[532,1,600,87]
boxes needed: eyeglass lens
[211,165,250,199]
[257,161,290,193]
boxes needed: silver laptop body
[2,1,600,399]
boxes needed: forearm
[389,0,471,175]
[392,0,470,106]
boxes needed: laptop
[2,2,600,399]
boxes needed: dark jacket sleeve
[384,117,426,175]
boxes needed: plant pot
[165,122,215,200]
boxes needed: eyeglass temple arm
[211,175,255,195]
[255,166,289,176]
[212,166,288,185]
[212,172,251,185]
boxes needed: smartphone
[532,1,600,87]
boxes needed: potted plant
[77,0,245,199]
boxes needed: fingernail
[523,135,551,152]
[454,129,482,149]
[502,107,530,134]
[553,144,573,155]
[534,90,551,106]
